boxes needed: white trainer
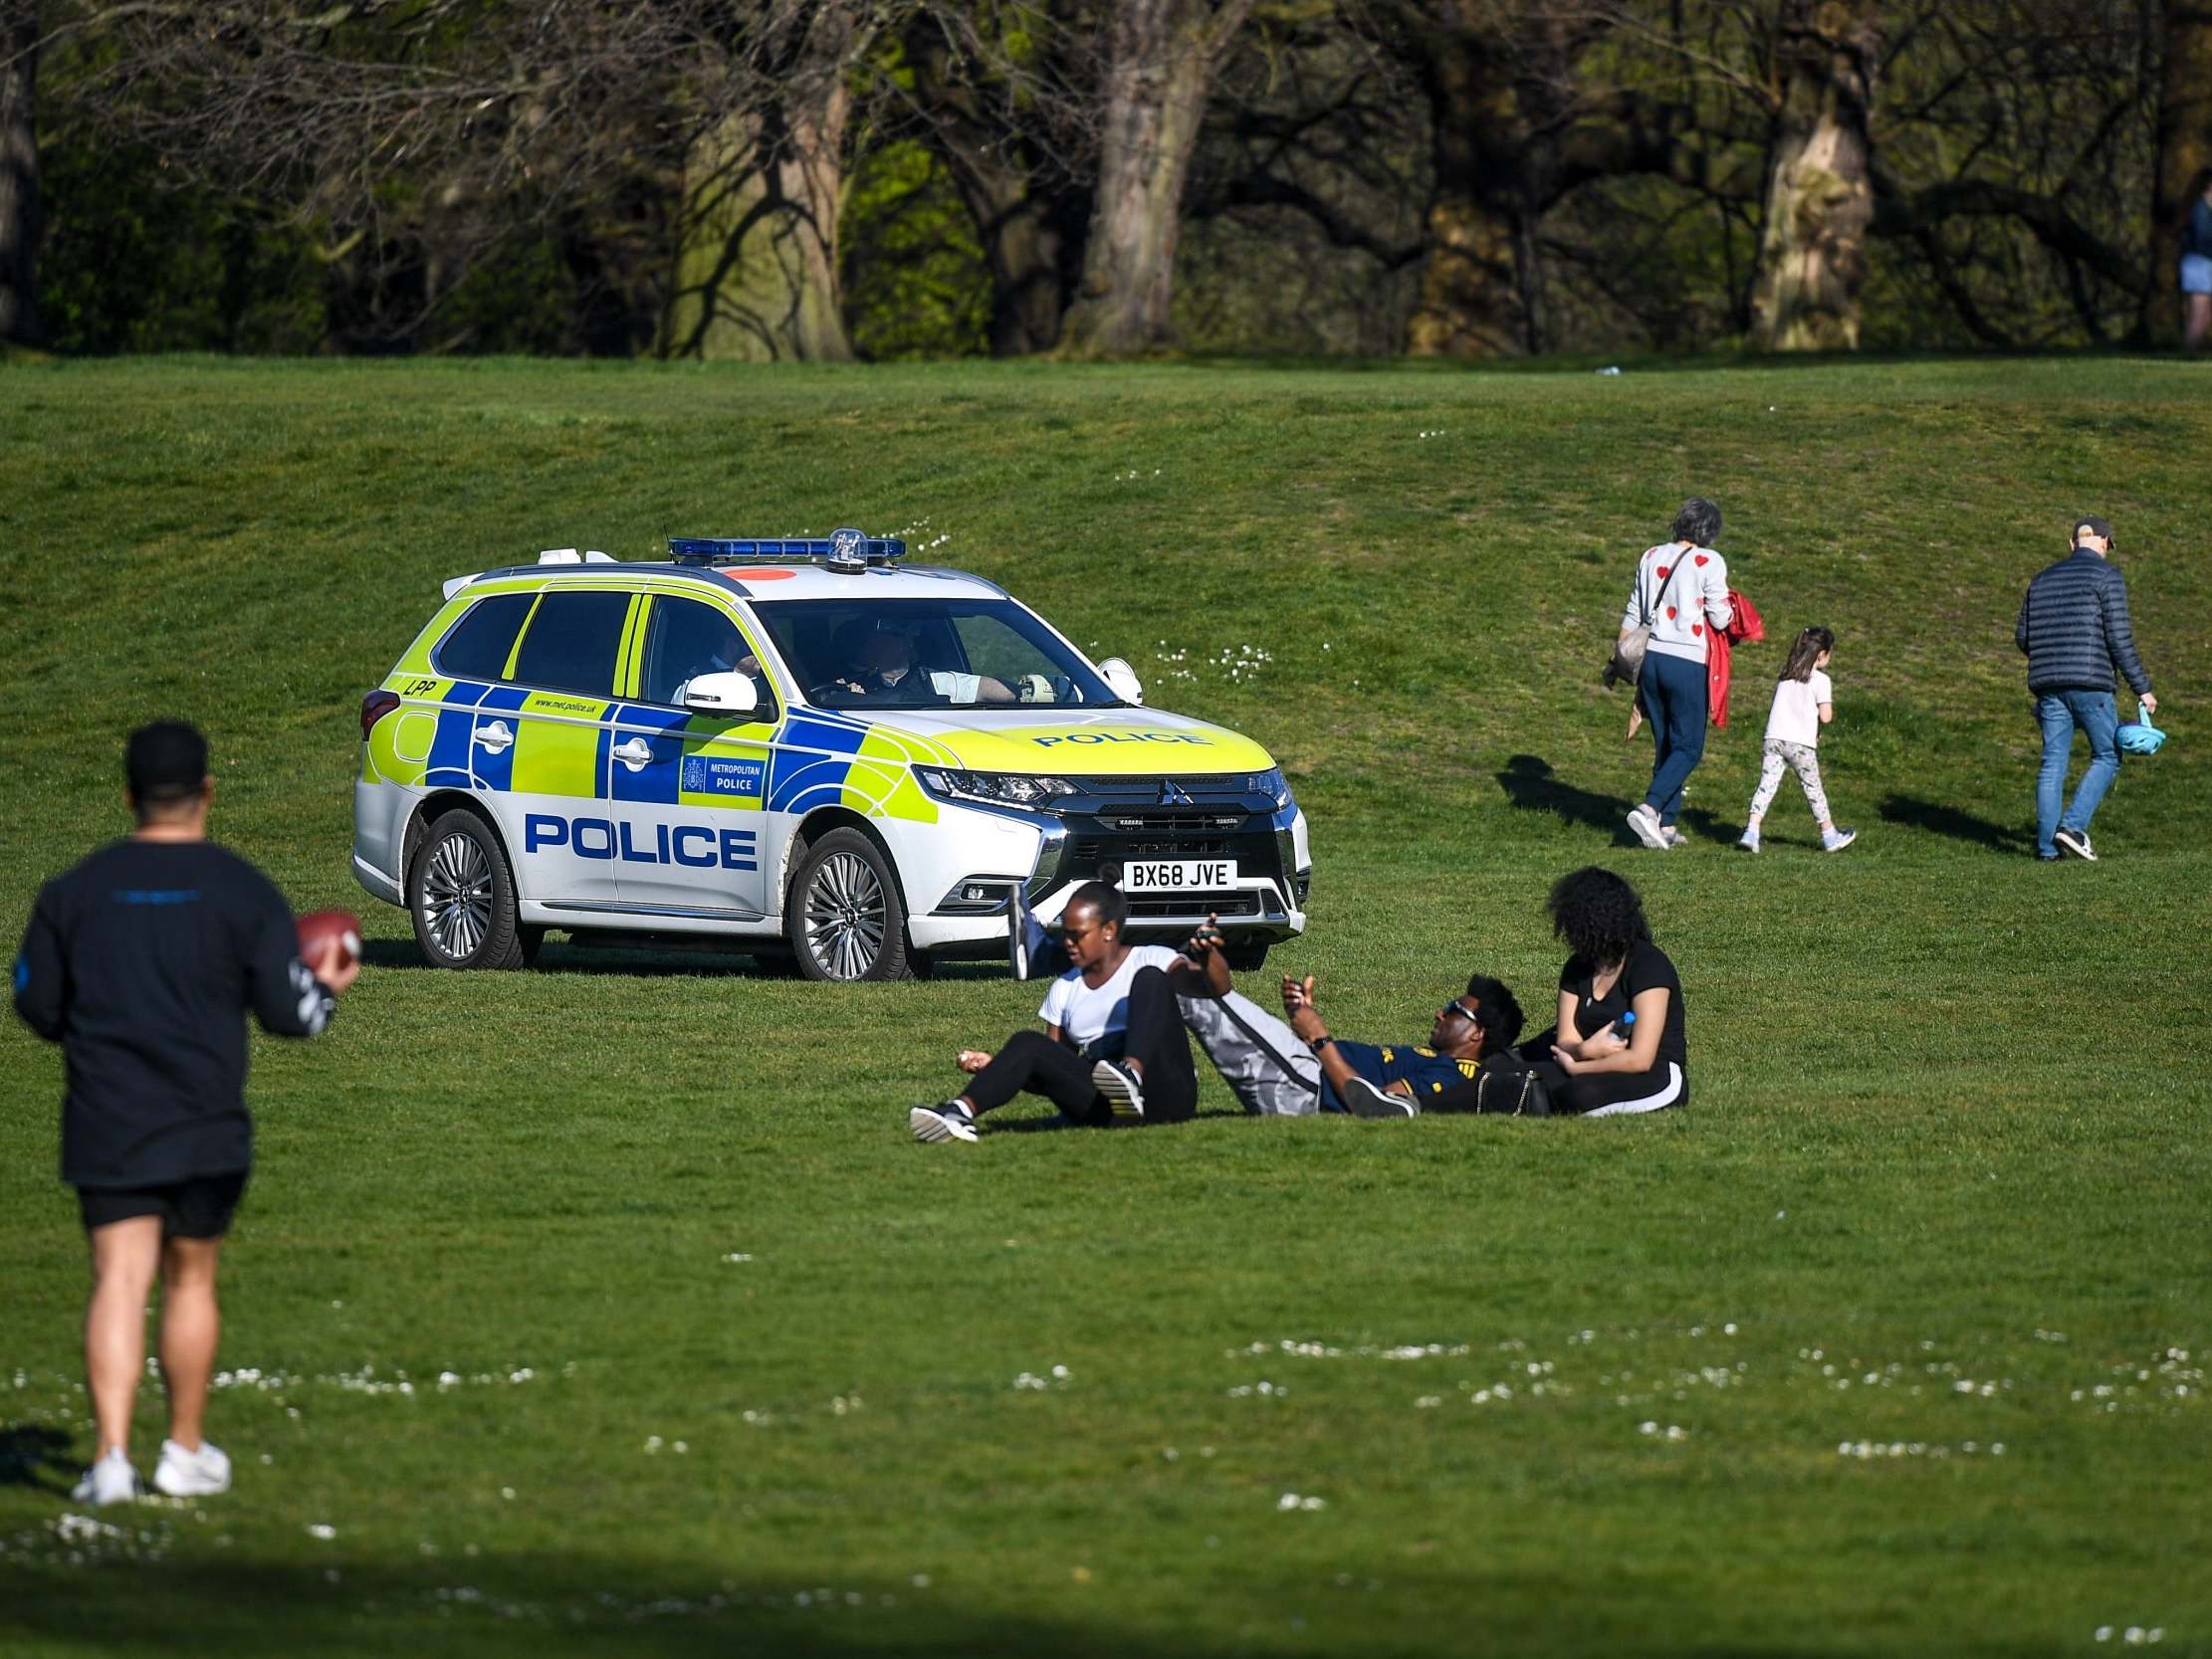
[1821,827,1858,854]
[153,1438,232,1498]
[70,1450,140,1507]
[1625,805,1669,850]
[1736,826,1761,853]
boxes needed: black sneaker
[1090,1058,1146,1121]
[1342,1077,1419,1119]
[2054,828,2097,862]
[910,1102,978,1143]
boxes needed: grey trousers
[1178,991,1324,1117]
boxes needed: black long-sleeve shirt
[13,839,333,1188]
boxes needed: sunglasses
[1438,1000,1482,1025]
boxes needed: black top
[1560,941,1687,1074]
[13,840,334,1188]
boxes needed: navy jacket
[2015,551,2151,697]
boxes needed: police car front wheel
[408,808,531,970]
[787,828,911,981]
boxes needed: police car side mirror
[1097,657,1145,707]
[684,672,759,716]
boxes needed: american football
[296,909,362,974]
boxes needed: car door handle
[474,721,515,754]
[611,736,654,770]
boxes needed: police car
[351,531,1312,979]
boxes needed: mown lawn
[1,354,2206,1658]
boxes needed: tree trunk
[0,1,41,347]
[664,6,860,363]
[903,18,1087,357]
[1058,0,1254,356]
[1406,25,1532,357]
[1748,0,1880,352]
[2145,1,2212,344]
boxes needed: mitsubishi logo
[1159,779,1194,806]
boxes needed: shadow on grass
[1878,793,2030,853]
[361,938,1011,983]
[0,1424,73,1494]
[1496,754,1634,843]
[0,1548,1887,1658]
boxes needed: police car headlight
[915,768,1077,809]
[1249,767,1291,809]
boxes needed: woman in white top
[1738,626,1855,853]
[909,883,1203,1143]
[1622,499,1734,850]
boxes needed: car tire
[408,808,529,970]
[786,827,910,981]
[1224,940,1271,972]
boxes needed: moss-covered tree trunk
[0,2,41,347]
[1406,25,1532,357]
[2145,0,2212,344]
[1748,0,1880,352]
[663,6,860,363]
[1058,0,1254,356]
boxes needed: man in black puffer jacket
[2015,516,2158,862]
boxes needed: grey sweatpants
[1177,991,1324,1118]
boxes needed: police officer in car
[825,616,1018,706]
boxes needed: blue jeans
[1639,651,1708,826]
[2035,690,2119,857]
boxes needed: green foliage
[0,357,2206,1657]
[842,139,992,361]
[34,137,324,354]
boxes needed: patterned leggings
[1748,739,1830,825]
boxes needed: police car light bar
[668,527,905,572]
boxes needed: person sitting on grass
[1518,865,1688,1117]
[910,882,1202,1143]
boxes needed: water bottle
[1608,1009,1637,1043]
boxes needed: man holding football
[12,722,359,1506]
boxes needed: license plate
[1123,859,1235,893]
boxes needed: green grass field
[2,354,2207,1658]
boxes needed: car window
[508,590,631,698]
[640,596,766,711]
[434,593,536,682]
[751,599,1116,709]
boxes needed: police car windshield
[754,599,1122,711]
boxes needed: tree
[664,1,878,361]
[1,0,40,346]
[1747,0,1881,349]
[900,2,1096,356]
[2146,0,2212,342]
[1057,0,1258,354]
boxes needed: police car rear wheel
[408,809,528,970]
[788,829,909,981]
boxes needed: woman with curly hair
[1525,866,1687,1116]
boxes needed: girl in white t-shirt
[1738,627,1856,854]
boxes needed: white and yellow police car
[352,530,1311,979]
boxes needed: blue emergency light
[668,526,906,571]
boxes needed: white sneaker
[1091,1058,1146,1121]
[909,1102,978,1143]
[2053,828,2096,862]
[1660,825,1685,848]
[1625,805,1669,850]
[1736,826,1761,853]
[70,1450,140,1507]
[1821,827,1858,853]
[153,1437,232,1498]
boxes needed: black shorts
[77,1170,249,1240]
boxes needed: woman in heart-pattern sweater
[1620,499,1734,850]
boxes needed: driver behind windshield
[824,617,1019,706]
